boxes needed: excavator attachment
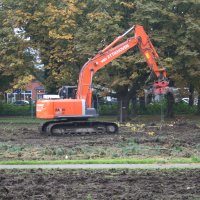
[153,80,169,95]
[144,79,176,105]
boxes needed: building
[25,80,46,100]
[7,80,46,103]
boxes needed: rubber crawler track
[39,120,118,136]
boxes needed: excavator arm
[76,25,169,108]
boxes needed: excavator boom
[76,25,168,108]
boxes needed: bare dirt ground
[0,169,200,200]
[0,117,199,199]
[0,117,200,160]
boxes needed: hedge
[0,101,197,117]
[0,103,35,116]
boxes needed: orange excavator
[36,25,169,135]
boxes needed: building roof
[35,86,45,90]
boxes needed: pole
[120,100,123,123]
[29,97,33,118]
[160,94,164,133]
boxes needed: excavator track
[39,120,118,136]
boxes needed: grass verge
[0,157,200,165]
[0,117,44,124]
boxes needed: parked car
[12,100,30,106]
[181,98,198,105]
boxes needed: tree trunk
[189,84,194,106]
[131,94,137,117]
[4,92,7,103]
[139,96,146,112]
[197,95,200,115]
[119,96,130,122]
[165,92,175,118]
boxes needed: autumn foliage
[0,0,200,115]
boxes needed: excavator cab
[58,86,77,99]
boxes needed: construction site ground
[0,115,199,199]
[0,168,200,199]
[0,115,199,161]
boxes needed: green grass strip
[0,157,199,165]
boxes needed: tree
[172,0,200,113]
[0,1,41,92]
[3,0,81,93]
[132,0,200,115]
[73,0,152,121]
[1,0,199,117]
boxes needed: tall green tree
[3,0,81,92]
[1,0,199,117]
[74,0,152,121]
[172,0,200,112]
[75,0,184,120]
[0,1,35,92]
[131,0,200,115]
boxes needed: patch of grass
[86,194,93,200]
[0,157,199,165]
[0,114,200,126]
[196,144,200,150]
[9,146,24,152]
[191,156,200,162]
[121,144,140,155]
[0,143,24,153]
[42,147,66,156]
[0,143,9,151]
[172,146,183,153]
[0,143,42,160]
[67,148,77,156]
[0,116,44,124]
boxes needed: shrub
[0,103,35,116]
[98,101,197,116]
[138,102,197,115]
[173,102,197,114]
[98,102,118,115]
